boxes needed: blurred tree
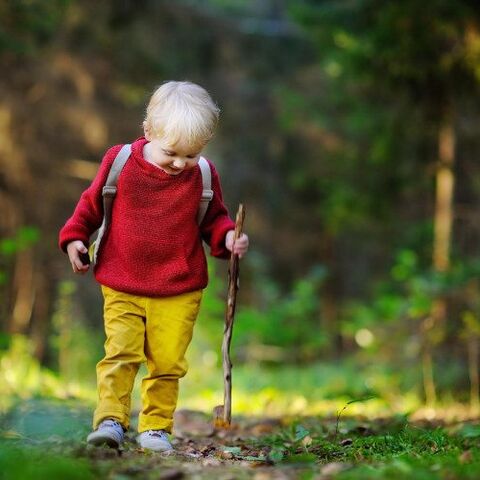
[1,0,480,402]
[0,0,313,363]
[0,0,70,55]
[289,0,480,402]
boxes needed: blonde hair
[144,81,220,149]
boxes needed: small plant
[335,396,377,439]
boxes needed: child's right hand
[67,240,90,274]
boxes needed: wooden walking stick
[213,204,245,429]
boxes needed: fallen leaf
[301,435,313,447]
[321,462,350,475]
[254,471,290,480]
[183,452,201,458]
[294,425,310,442]
[173,409,215,437]
[353,424,375,436]
[459,450,472,464]
[183,446,201,458]
[239,455,267,462]
[219,451,234,460]
[0,430,23,439]
[222,446,242,455]
[268,447,285,463]
[253,473,275,480]
[160,450,176,457]
[202,458,222,467]
[459,424,480,439]
[158,468,185,480]
[248,419,282,436]
[199,444,215,455]
[354,451,365,461]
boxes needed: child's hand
[225,231,249,258]
[66,240,90,274]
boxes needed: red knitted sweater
[59,137,235,297]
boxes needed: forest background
[2,0,480,433]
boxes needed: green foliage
[0,335,96,415]
[0,442,94,480]
[0,0,71,55]
[290,0,480,94]
[342,249,480,337]
[50,281,103,383]
[179,355,420,417]
[234,266,328,361]
[459,424,480,439]
[2,0,480,429]
[256,418,480,479]
[275,1,437,240]
[0,226,39,256]
[0,226,40,287]
[1,398,91,442]
[0,336,67,413]
[1,400,479,480]
[193,261,328,363]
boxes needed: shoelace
[145,430,167,438]
[99,420,123,431]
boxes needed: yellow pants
[93,285,202,433]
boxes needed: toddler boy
[59,81,249,451]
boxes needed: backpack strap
[91,144,131,264]
[197,156,214,224]
[91,147,213,265]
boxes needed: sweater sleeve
[58,144,123,252]
[200,160,235,259]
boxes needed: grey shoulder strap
[103,144,132,195]
[92,144,131,265]
[197,156,214,224]
[92,147,212,265]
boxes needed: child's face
[146,136,204,176]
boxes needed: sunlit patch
[202,350,217,368]
[2,335,479,424]
[290,395,308,413]
[355,328,374,347]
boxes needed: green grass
[248,416,480,479]
[1,337,479,479]
[0,443,95,480]
[0,333,472,420]
[1,399,479,479]
[176,358,413,415]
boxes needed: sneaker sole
[87,433,121,448]
[136,439,173,452]
[138,445,174,453]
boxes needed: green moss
[0,442,94,480]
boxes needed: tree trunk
[422,114,456,407]
[468,336,480,414]
[8,248,36,335]
[433,119,455,273]
[31,272,54,362]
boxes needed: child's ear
[143,121,152,140]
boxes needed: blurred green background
[2,0,480,422]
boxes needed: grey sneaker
[136,430,173,452]
[87,419,125,448]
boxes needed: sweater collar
[130,137,167,178]
[131,136,195,180]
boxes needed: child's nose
[172,158,186,169]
